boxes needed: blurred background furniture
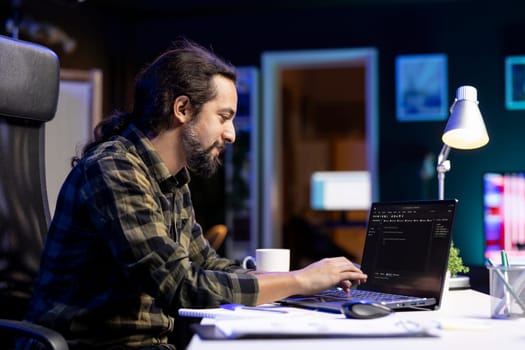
[0,34,68,349]
[204,224,228,251]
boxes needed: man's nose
[224,121,236,144]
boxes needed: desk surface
[186,289,525,349]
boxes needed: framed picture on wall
[505,56,525,110]
[395,54,448,122]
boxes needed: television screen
[484,172,525,263]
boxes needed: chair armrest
[0,319,68,350]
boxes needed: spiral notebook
[178,305,288,319]
[279,199,457,312]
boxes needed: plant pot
[449,274,470,290]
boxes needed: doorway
[259,48,378,264]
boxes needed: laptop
[279,199,457,313]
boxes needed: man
[25,38,366,349]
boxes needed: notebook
[279,199,457,313]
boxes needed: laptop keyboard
[314,289,414,302]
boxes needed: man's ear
[173,95,191,124]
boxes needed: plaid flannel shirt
[25,124,258,348]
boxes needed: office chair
[0,34,69,349]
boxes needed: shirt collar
[121,124,191,189]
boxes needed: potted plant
[448,241,469,277]
[445,241,470,291]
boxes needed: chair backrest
[0,34,59,320]
[0,34,69,350]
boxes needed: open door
[259,48,378,263]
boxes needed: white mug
[242,248,290,272]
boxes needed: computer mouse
[341,299,393,319]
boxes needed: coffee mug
[242,248,290,272]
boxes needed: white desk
[186,289,525,349]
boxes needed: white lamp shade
[441,86,489,150]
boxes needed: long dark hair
[74,38,237,163]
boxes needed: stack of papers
[211,314,437,339]
[181,306,441,340]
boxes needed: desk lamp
[436,85,489,200]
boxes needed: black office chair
[0,34,68,350]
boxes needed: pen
[501,250,510,267]
[486,258,525,314]
[501,251,511,315]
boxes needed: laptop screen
[358,199,457,301]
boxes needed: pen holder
[487,264,525,319]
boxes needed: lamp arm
[436,144,451,200]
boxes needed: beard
[181,122,223,178]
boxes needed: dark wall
[3,0,525,266]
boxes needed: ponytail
[71,111,133,166]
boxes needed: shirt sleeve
[82,150,259,314]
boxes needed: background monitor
[311,171,371,211]
[483,172,525,263]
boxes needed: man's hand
[253,256,367,305]
[293,256,367,295]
